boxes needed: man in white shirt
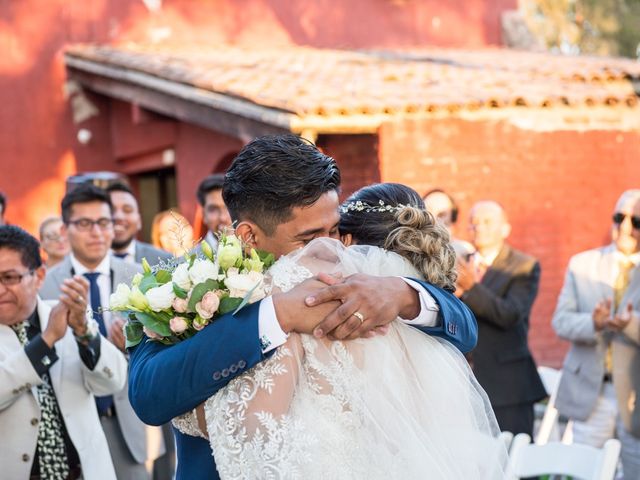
[40,184,165,479]
[553,190,640,479]
[0,224,127,480]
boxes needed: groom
[128,134,478,480]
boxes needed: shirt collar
[111,240,136,260]
[70,253,111,276]
[613,248,640,267]
[475,249,500,267]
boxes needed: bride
[173,183,508,479]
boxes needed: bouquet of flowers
[110,234,274,347]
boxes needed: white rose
[110,283,131,310]
[189,259,218,285]
[225,270,266,303]
[145,282,176,312]
[172,263,192,291]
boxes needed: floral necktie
[11,321,70,480]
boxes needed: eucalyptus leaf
[139,272,159,293]
[232,282,261,315]
[134,311,172,337]
[124,318,144,348]
[187,279,219,312]
[173,283,188,299]
[256,249,275,268]
[219,296,243,315]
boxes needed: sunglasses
[612,212,640,229]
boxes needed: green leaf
[187,279,219,312]
[156,270,172,284]
[219,296,243,315]
[172,282,188,299]
[134,311,172,337]
[124,316,144,349]
[139,272,159,293]
[255,249,275,268]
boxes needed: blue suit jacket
[128,280,476,480]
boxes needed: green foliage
[187,279,220,312]
[219,296,243,315]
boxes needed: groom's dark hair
[223,134,341,235]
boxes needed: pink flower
[143,326,162,340]
[169,317,188,334]
[195,291,220,320]
[192,317,207,331]
[172,297,188,313]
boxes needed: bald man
[423,189,474,257]
[456,201,546,436]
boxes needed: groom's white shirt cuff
[258,279,440,354]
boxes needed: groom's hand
[305,273,420,340]
[272,278,342,334]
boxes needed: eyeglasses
[612,213,640,230]
[0,270,34,286]
[42,233,65,242]
[67,218,113,232]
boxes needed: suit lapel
[36,299,64,393]
[598,246,616,305]
[481,245,511,290]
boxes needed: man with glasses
[39,184,166,480]
[0,225,127,479]
[553,189,640,479]
[106,183,172,265]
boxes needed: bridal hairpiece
[339,199,407,214]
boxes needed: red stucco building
[2,1,639,366]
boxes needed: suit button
[30,418,38,426]
[25,383,32,389]
[221,369,230,378]
[238,360,246,369]
[12,389,18,395]
[22,453,30,462]
[213,372,221,381]
[229,364,238,373]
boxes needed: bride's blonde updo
[339,183,457,291]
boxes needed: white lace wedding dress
[173,238,508,479]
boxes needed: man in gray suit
[553,189,640,479]
[106,183,172,265]
[40,184,165,479]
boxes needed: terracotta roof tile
[65,44,639,120]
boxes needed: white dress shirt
[111,240,137,264]
[69,254,114,329]
[258,278,440,353]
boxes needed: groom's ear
[236,221,259,248]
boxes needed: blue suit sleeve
[408,279,478,354]
[128,301,265,426]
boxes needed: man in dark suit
[129,134,479,480]
[106,183,173,265]
[456,200,546,436]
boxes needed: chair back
[507,433,621,480]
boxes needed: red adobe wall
[379,117,640,367]
[0,0,514,235]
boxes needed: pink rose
[192,316,207,331]
[169,317,188,334]
[143,326,162,340]
[195,291,221,320]
[172,297,188,313]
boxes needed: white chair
[506,433,621,480]
[535,366,573,445]
[500,430,514,452]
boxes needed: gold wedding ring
[352,311,365,325]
